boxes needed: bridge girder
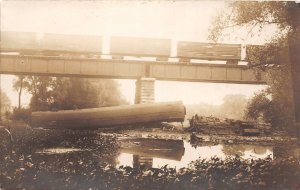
[0,54,267,84]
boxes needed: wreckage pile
[186,115,272,136]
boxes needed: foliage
[48,77,102,110]
[219,94,248,119]
[245,36,290,68]
[186,94,248,120]
[0,125,118,156]
[0,90,11,116]
[247,65,295,133]
[13,75,28,109]
[245,30,294,133]
[209,1,299,134]
[1,125,299,190]
[244,36,294,132]
[209,1,299,42]
[1,144,300,190]
[13,76,128,111]
[11,107,31,122]
[245,90,272,122]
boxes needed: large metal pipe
[31,101,186,129]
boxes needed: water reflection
[36,148,85,154]
[117,137,185,168]
[116,138,274,169]
[35,137,299,170]
[222,144,273,159]
[118,137,185,160]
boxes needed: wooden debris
[187,114,272,136]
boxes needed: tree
[13,75,30,109]
[186,94,248,120]
[209,1,299,134]
[23,76,54,111]
[92,79,128,107]
[18,76,128,111]
[0,90,11,117]
[245,90,274,123]
[209,2,299,43]
[219,94,248,120]
[244,47,295,132]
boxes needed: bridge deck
[0,54,266,84]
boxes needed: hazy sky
[1,1,224,40]
[0,0,268,106]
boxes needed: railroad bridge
[1,30,300,140]
[0,31,267,104]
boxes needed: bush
[11,107,31,122]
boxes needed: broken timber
[31,101,186,129]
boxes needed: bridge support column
[135,78,155,104]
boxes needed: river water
[36,137,290,169]
[115,138,274,169]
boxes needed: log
[31,101,186,129]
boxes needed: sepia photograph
[0,0,300,189]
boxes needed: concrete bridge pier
[135,78,155,104]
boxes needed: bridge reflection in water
[116,138,277,169]
[35,137,300,169]
[117,137,185,168]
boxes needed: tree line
[8,76,128,120]
[186,94,248,120]
[209,1,299,134]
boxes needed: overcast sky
[0,0,268,106]
[1,1,223,40]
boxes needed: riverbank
[1,122,300,189]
